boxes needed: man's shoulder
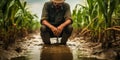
[64,2,69,5]
[63,2,70,7]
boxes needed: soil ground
[0,32,119,60]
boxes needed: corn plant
[0,0,40,49]
[72,0,120,49]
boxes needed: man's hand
[57,25,64,36]
[42,19,72,36]
[42,20,59,36]
[50,26,58,36]
[50,26,63,36]
[50,25,64,36]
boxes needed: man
[40,0,73,45]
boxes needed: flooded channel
[10,44,104,60]
[0,33,119,60]
[0,33,110,60]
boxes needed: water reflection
[11,56,29,60]
[40,45,73,60]
[78,57,103,60]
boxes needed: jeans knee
[64,24,73,34]
[40,25,47,32]
[67,25,73,32]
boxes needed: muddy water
[40,45,73,60]
[0,33,108,60]
[11,45,101,60]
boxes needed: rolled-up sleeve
[40,2,48,24]
[64,3,73,24]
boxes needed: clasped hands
[50,25,64,36]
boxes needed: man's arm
[41,2,59,36]
[42,19,72,36]
[59,19,71,28]
[57,19,71,35]
[42,20,59,36]
[57,3,72,35]
[42,20,56,29]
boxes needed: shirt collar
[51,2,64,10]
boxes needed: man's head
[51,0,65,8]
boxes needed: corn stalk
[72,0,120,49]
[0,0,40,49]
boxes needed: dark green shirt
[41,1,72,26]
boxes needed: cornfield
[72,0,120,49]
[0,0,40,49]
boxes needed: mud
[0,33,119,60]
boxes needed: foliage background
[0,0,40,49]
[72,0,120,48]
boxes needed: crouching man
[40,0,73,45]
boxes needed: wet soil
[0,33,119,60]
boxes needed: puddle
[0,33,116,60]
[78,57,104,60]
[11,56,29,60]
[40,45,73,60]
[10,45,106,60]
